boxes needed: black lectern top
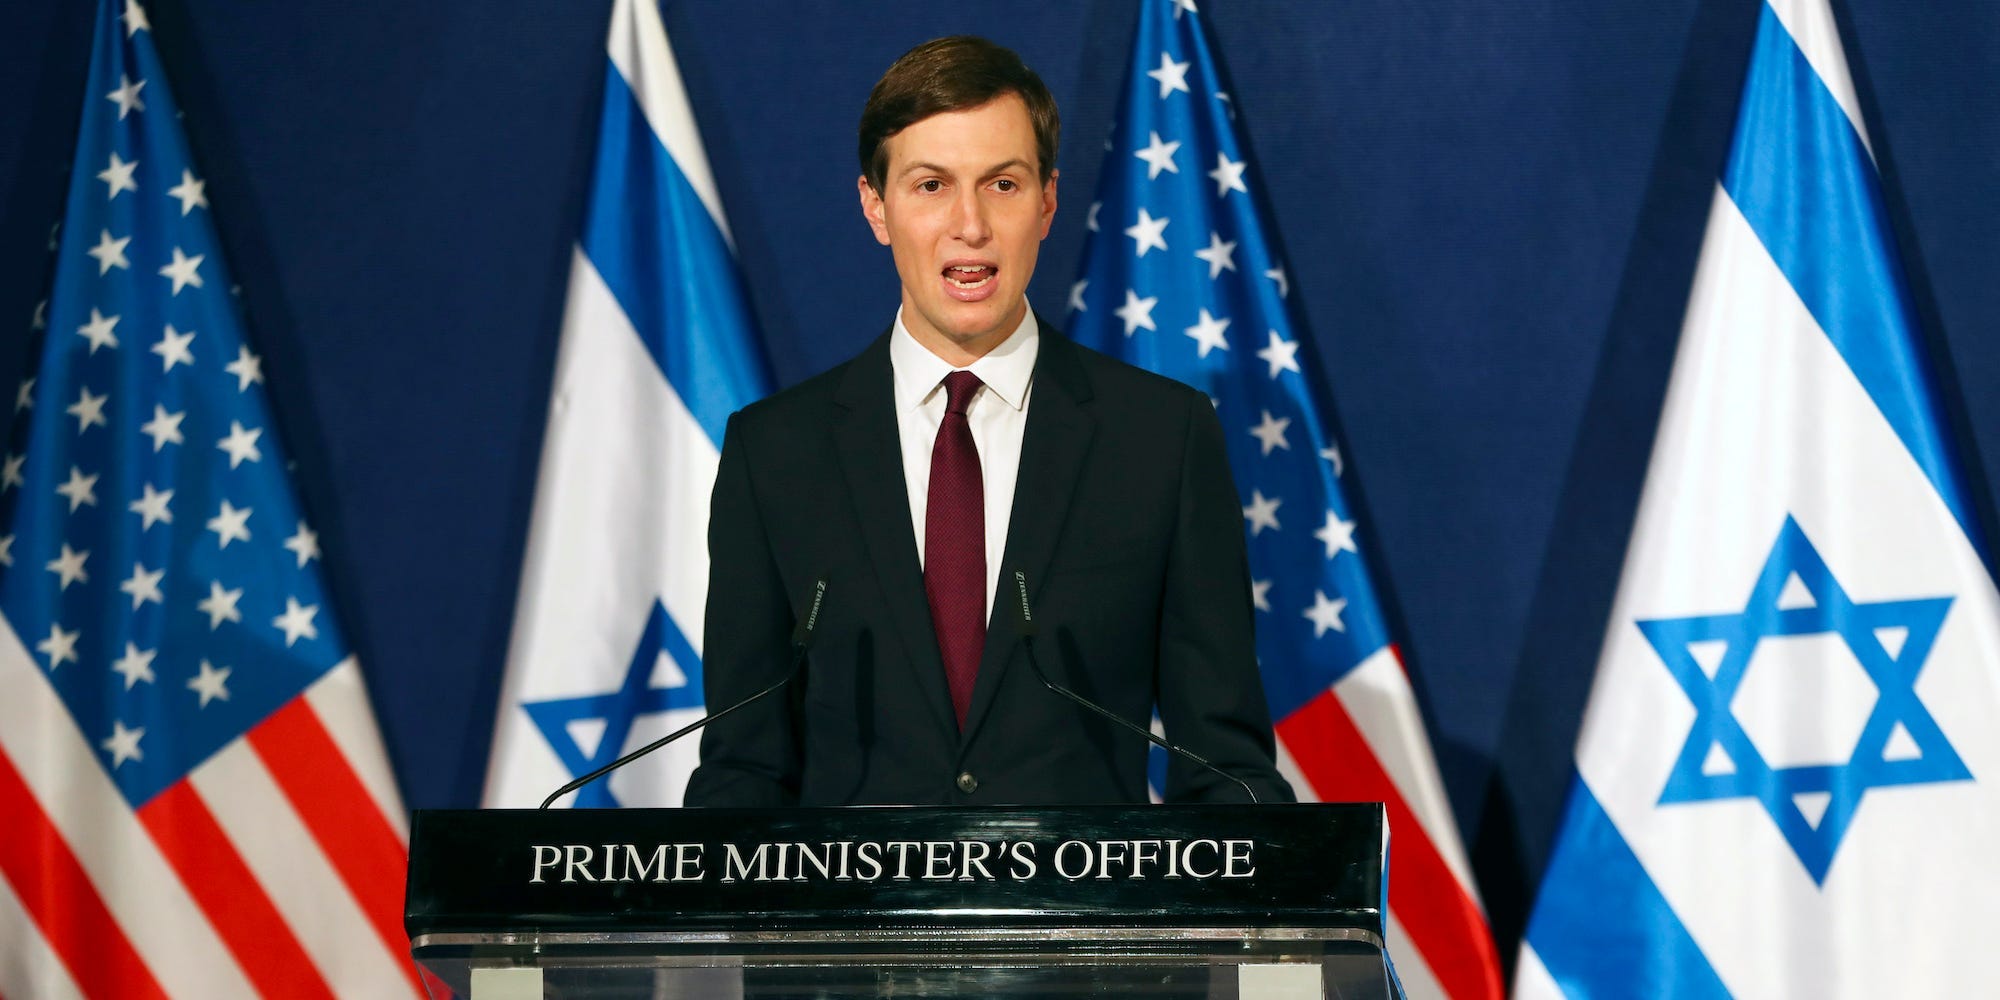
[405,803,1385,937]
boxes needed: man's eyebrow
[896,158,1035,180]
[980,158,1034,178]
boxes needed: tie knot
[940,370,983,416]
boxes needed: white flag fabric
[1517,0,2000,996]
[483,0,771,809]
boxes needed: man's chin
[926,299,1025,346]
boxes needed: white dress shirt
[889,308,1039,621]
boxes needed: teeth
[947,270,994,290]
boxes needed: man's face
[860,93,1057,361]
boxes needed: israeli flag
[1515,1,2000,995]
[483,0,771,808]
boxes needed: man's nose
[950,189,991,245]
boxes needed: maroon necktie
[926,370,986,729]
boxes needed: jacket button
[955,771,978,794]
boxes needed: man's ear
[858,175,891,246]
[1039,169,1059,239]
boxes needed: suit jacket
[682,322,1293,807]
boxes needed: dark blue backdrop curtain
[3,0,1995,955]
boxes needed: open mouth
[943,263,998,291]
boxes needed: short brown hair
[858,36,1060,193]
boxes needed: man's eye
[994,179,1017,192]
[918,180,943,193]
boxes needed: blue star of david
[523,600,705,807]
[1640,515,1970,884]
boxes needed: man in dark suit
[683,36,1291,807]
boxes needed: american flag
[0,1,417,996]
[1067,2,1504,996]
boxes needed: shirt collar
[889,307,1040,413]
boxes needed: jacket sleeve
[1156,390,1296,804]
[681,411,803,807]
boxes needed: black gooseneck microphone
[539,576,829,809]
[1007,570,1259,804]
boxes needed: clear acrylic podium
[405,803,1402,998]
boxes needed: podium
[406,803,1401,998]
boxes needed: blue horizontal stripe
[1722,4,1984,558]
[1525,775,1730,999]
[580,61,772,447]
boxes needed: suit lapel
[961,328,1095,747]
[832,333,958,741]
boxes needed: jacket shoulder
[725,354,854,439]
[1053,331,1210,413]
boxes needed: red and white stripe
[1276,645,1504,1000]
[0,617,421,998]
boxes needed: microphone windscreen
[791,577,829,647]
[1010,570,1038,638]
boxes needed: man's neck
[900,302,1029,367]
